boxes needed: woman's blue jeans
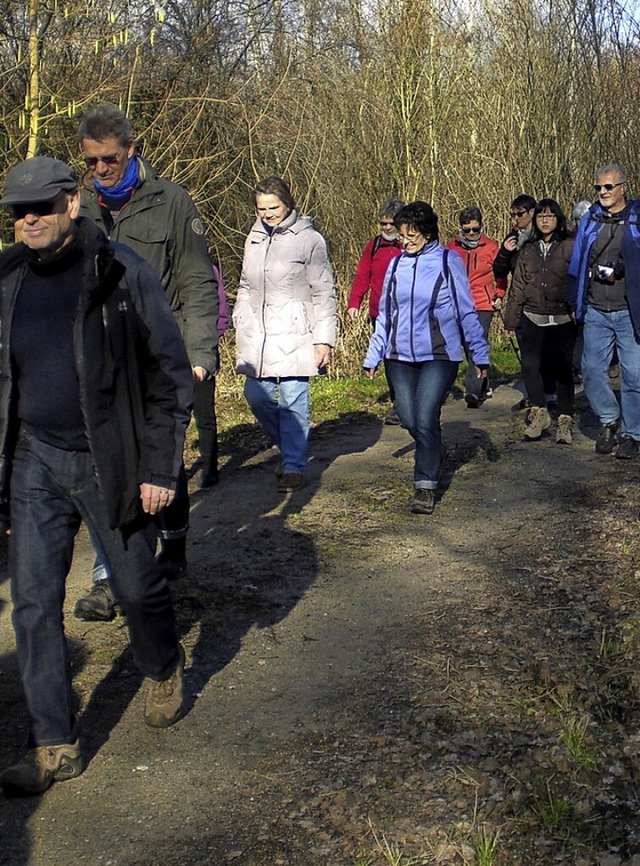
[385,359,458,489]
[9,430,180,746]
[244,376,310,474]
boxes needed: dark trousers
[9,429,180,746]
[465,310,493,399]
[192,377,218,475]
[519,317,576,416]
[385,359,458,488]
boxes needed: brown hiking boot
[523,406,551,440]
[144,644,186,728]
[1,740,83,795]
[556,414,574,444]
[277,472,306,492]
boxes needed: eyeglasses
[510,209,530,219]
[84,154,122,168]
[379,221,395,227]
[398,232,424,243]
[461,226,481,235]
[11,200,58,219]
[537,213,558,221]
[593,182,625,192]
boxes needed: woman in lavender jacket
[364,201,489,515]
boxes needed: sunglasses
[379,221,395,227]
[510,209,529,219]
[84,154,121,168]
[461,226,481,235]
[11,200,58,219]
[593,182,625,192]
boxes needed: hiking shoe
[277,472,306,492]
[556,414,574,445]
[523,406,551,440]
[73,580,116,622]
[595,421,619,454]
[616,436,639,460]
[1,740,82,795]
[384,407,402,426]
[144,644,186,728]
[411,488,435,515]
[464,394,479,409]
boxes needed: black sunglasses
[11,200,58,219]
[84,154,121,168]
[593,182,625,192]
[461,226,481,235]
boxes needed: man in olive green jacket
[75,103,219,621]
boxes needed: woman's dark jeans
[385,359,458,489]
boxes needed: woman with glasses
[233,176,336,492]
[347,198,405,424]
[364,201,489,515]
[503,199,576,443]
[446,207,507,408]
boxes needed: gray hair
[595,163,628,184]
[571,200,591,221]
[378,198,405,220]
[78,104,134,146]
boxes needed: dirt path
[1,383,639,866]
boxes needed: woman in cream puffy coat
[233,176,336,491]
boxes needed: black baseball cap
[0,156,77,206]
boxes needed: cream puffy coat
[233,210,336,378]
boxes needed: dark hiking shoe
[511,397,531,413]
[595,422,619,454]
[277,473,306,492]
[73,580,116,622]
[616,436,639,460]
[1,740,82,795]
[411,488,435,515]
[144,644,186,728]
[465,394,479,409]
[384,407,402,426]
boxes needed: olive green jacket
[80,158,218,373]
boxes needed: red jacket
[348,236,402,319]
[446,235,508,312]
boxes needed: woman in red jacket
[348,198,404,423]
[447,207,507,408]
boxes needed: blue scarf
[93,157,140,206]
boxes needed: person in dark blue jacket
[364,201,489,515]
[568,163,640,459]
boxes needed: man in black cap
[0,156,193,795]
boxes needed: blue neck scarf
[94,157,140,206]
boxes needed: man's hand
[314,344,332,370]
[503,235,517,252]
[192,365,210,383]
[492,296,503,310]
[140,483,175,515]
[346,307,359,322]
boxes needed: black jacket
[0,219,193,530]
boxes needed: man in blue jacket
[569,163,640,459]
[0,157,193,795]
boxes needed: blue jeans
[385,359,458,489]
[582,306,640,439]
[244,377,310,474]
[9,429,180,746]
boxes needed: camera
[596,262,615,280]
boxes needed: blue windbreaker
[568,199,640,335]
[364,241,490,369]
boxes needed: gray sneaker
[144,644,186,728]
[411,488,435,514]
[73,580,116,622]
[1,740,83,795]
